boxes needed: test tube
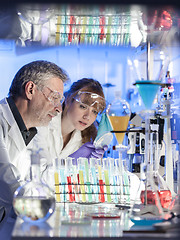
[54,158,61,202]
[115,158,123,203]
[71,158,80,202]
[103,158,112,203]
[78,157,86,203]
[90,158,99,202]
[97,159,105,202]
[59,158,67,202]
[85,158,93,202]
[65,157,75,202]
[109,157,118,203]
[55,16,61,45]
[122,159,130,204]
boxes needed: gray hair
[8,60,69,97]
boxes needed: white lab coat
[33,113,82,165]
[0,98,32,207]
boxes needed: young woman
[33,78,107,163]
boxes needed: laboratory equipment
[52,156,133,204]
[106,93,131,205]
[17,4,54,45]
[158,82,175,195]
[106,91,131,148]
[94,112,113,148]
[130,80,172,222]
[94,132,113,149]
[13,149,56,223]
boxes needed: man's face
[30,77,64,127]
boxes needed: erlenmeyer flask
[130,156,172,224]
[130,163,167,224]
[13,149,56,223]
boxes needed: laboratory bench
[11,202,180,240]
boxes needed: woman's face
[66,100,98,131]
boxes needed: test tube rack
[54,157,131,204]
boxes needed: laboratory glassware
[130,80,172,223]
[106,91,131,149]
[13,150,56,223]
[106,91,131,205]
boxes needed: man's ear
[25,81,36,100]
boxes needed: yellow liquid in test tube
[79,170,86,202]
[54,172,61,202]
[108,115,130,144]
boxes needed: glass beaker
[13,150,56,223]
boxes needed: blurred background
[0,1,179,105]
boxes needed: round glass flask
[13,150,56,223]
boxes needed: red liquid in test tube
[67,176,75,202]
[99,16,105,40]
[68,16,76,43]
[99,179,105,202]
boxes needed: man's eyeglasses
[40,86,65,107]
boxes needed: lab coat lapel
[2,98,25,151]
[8,123,26,151]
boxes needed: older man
[0,60,69,229]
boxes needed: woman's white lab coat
[33,112,82,165]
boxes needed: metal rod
[147,40,150,80]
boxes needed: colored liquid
[54,172,61,202]
[67,176,75,202]
[140,190,172,209]
[99,179,105,203]
[136,82,160,109]
[108,115,130,144]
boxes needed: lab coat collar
[0,98,26,151]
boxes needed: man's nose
[55,104,62,113]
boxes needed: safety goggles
[41,86,65,107]
[74,91,106,114]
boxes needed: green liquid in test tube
[106,16,112,43]
[94,17,99,45]
[81,16,87,43]
[103,158,112,203]
[104,169,111,203]
[123,169,130,204]
[88,16,93,44]
[85,159,93,202]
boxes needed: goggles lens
[74,91,106,113]
[41,86,65,106]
